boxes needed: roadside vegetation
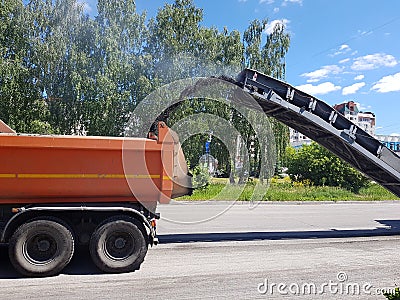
[178,177,399,201]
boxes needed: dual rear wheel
[89,217,148,273]
[8,216,148,277]
[8,219,74,277]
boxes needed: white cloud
[371,72,400,93]
[339,58,350,64]
[342,82,366,95]
[238,0,248,2]
[282,0,303,6]
[332,44,351,56]
[301,65,344,83]
[296,82,341,95]
[390,133,400,137]
[354,102,370,111]
[351,50,358,56]
[354,74,365,80]
[351,53,398,71]
[358,29,373,37]
[259,0,274,3]
[264,19,289,35]
[273,7,279,13]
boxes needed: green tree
[21,0,95,134]
[0,0,52,133]
[262,21,290,79]
[146,0,203,83]
[90,0,148,136]
[286,143,370,193]
[243,18,290,174]
[146,0,240,179]
[146,1,291,181]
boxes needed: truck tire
[9,219,74,277]
[89,217,148,273]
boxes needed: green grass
[177,178,400,201]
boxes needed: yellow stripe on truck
[0,174,16,178]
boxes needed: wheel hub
[114,237,126,249]
[37,240,51,252]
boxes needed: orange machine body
[0,123,180,205]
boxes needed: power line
[310,16,400,59]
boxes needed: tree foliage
[243,18,290,168]
[285,143,370,193]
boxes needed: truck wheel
[89,218,148,273]
[8,219,74,277]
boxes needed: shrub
[286,143,370,193]
[192,165,211,189]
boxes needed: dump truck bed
[0,123,180,205]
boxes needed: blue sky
[82,0,400,136]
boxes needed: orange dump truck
[0,120,191,277]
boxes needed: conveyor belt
[233,68,400,197]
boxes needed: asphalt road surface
[1,201,400,299]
